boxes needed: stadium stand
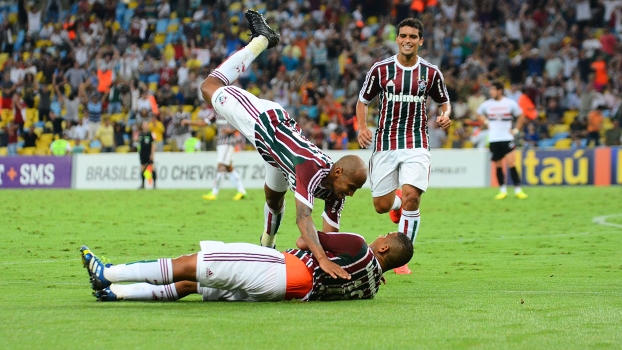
[0,0,620,157]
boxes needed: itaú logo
[385,92,425,103]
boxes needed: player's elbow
[295,236,308,250]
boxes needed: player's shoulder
[370,55,397,69]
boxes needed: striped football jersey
[285,232,383,301]
[359,55,450,151]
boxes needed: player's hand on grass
[357,127,373,148]
[318,257,351,280]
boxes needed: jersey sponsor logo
[384,92,425,103]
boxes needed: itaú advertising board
[72,149,489,190]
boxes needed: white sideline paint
[593,214,622,229]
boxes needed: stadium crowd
[0,0,621,156]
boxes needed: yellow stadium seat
[19,147,35,155]
[167,23,179,32]
[2,109,13,121]
[110,113,125,123]
[25,108,39,123]
[38,133,54,147]
[0,53,8,67]
[554,138,572,149]
[88,147,101,154]
[550,124,569,134]
[8,12,17,25]
[602,118,614,131]
[163,144,173,152]
[171,85,179,94]
[183,105,194,113]
[204,126,216,141]
[34,127,43,136]
[34,147,50,155]
[116,145,130,153]
[148,82,158,92]
[563,110,579,125]
[142,43,152,50]
[154,34,166,45]
[0,147,7,156]
[128,1,139,9]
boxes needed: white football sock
[110,283,179,301]
[391,195,402,210]
[105,259,173,285]
[229,170,246,194]
[212,172,225,195]
[209,37,268,85]
[400,209,420,243]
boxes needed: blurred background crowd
[0,0,621,156]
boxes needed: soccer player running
[182,110,248,201]
[80,231,413,302]
[356,18,451,274]
[199,10,367,280]
[476,81,528,200]
[137,121,157,189]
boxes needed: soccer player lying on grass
[80,231,413,302]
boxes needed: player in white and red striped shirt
[80,231,413,302]
[356,18,452,274]
[198,10,367,280]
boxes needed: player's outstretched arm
[295,199,350,280]
[356,100,372,148]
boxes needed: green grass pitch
[0,187,621,349]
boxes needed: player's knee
[200,77,223,102]
[373,198,392,214]
[402,192,421,210]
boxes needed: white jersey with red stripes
[477,97,523,142]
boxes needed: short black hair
[491,81,505,92]
[398,18,424,38]
[383,232,414,270]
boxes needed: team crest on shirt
[218,95,227,106]
[418,79,427,94]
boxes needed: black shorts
[139,153,153,165]
[489,141,516,161]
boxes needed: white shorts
[216,144,235,166]
[264,163,289,192]
[210,85,283,145]
[197,241,287,302]
[369,148,431,197]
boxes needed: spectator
[95,118,115,153]
[148,114,165,152]
[50,133,72,156]
[523,122,540,148]
[586,107,605,147]
[23,127,39,148]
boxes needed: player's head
[396,18,424,57]
[369,232,414,271]
[490,81,505,100]
[327,155,367,199]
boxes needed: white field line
[593,214,622,229]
